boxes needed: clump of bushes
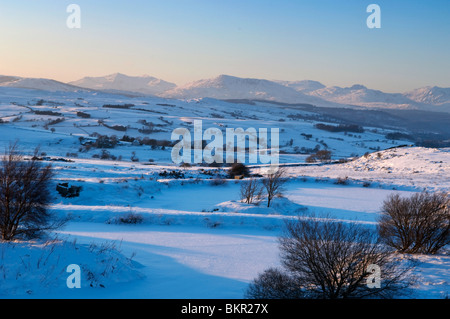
[34,110,62,116]
[228,163,249,178]
[102,104,134,109]
[315,123,364,133]
[108,213,144,225]
[305,150,332,163]
[246,214,415,299]
[246,190,450,299]
[378,192,450,254]
[76,111,91,118]
[92,150,117,160]
[334,176,349,185]
[80,135,119,152]
[159,170,184,179]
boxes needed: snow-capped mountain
[162,75,338,107]
[69,73,176,96]
[306,84,421,109]
[1,73,449,113]
[0,75,84,92]
[275,80,326,93]
[405,86,450,106]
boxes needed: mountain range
[69,73,176,96]
[1,73,449,112]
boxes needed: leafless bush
[305,155,317,163]
[0,144,64,240]
[246,215,415,299]
[262,168,287,207]
[210,177,227,186]
[108,213,144,225]
[305,150,332,163]
[378,192,450,254]
[204,218,222,228]
[334,176,349,185]
[245,268,304,299]
[240,178,264,204]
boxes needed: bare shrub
[99,150,117,160]
[246,215,415,299]
[204,218,222,228]
[262,168,287,207]
[245,268,304,299]
[378,192,450,254]
[210,178,227,186]
[334,176,349,185]
[95,135,118,149]
[0,144,64,240]
[363,181,371,188]
[109,213,144,225]
[305,155,317,163]
[240,178,264,204]
[305,150,332,163]
[315,150,332,162]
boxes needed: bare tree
[246,215,415,299]
[240,178,264,204]
[0,144,63,240]
[262,167,286,207]
[378,192,450,254]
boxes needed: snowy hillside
[286,147,450,192]
[275,80,326,93]
[0,75,85,92]
[69,73,176,96]
[0,86,448,299]
[162,75,340,108]
[2,74,449,114]
[405,86,450,106]
[308,84,421,110]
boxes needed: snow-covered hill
[405,86,450,107]
[2,73,450,113]
[275,80,326,93]
[0,75,85,92]
[69,73,176,96]
[162,75,340,107]
[307,84,421,110]
[0,86,448,299]
[287,146,450,192]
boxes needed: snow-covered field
[0,87,448,299]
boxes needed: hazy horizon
[1,0,449,93]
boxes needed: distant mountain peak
[348,84,367,90]
[69,73,176,95]
[162,74,338,107]
[275,80,326,93]
[0,75,86,92]
[405,86,450,106]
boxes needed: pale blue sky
[0,0,449,92]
